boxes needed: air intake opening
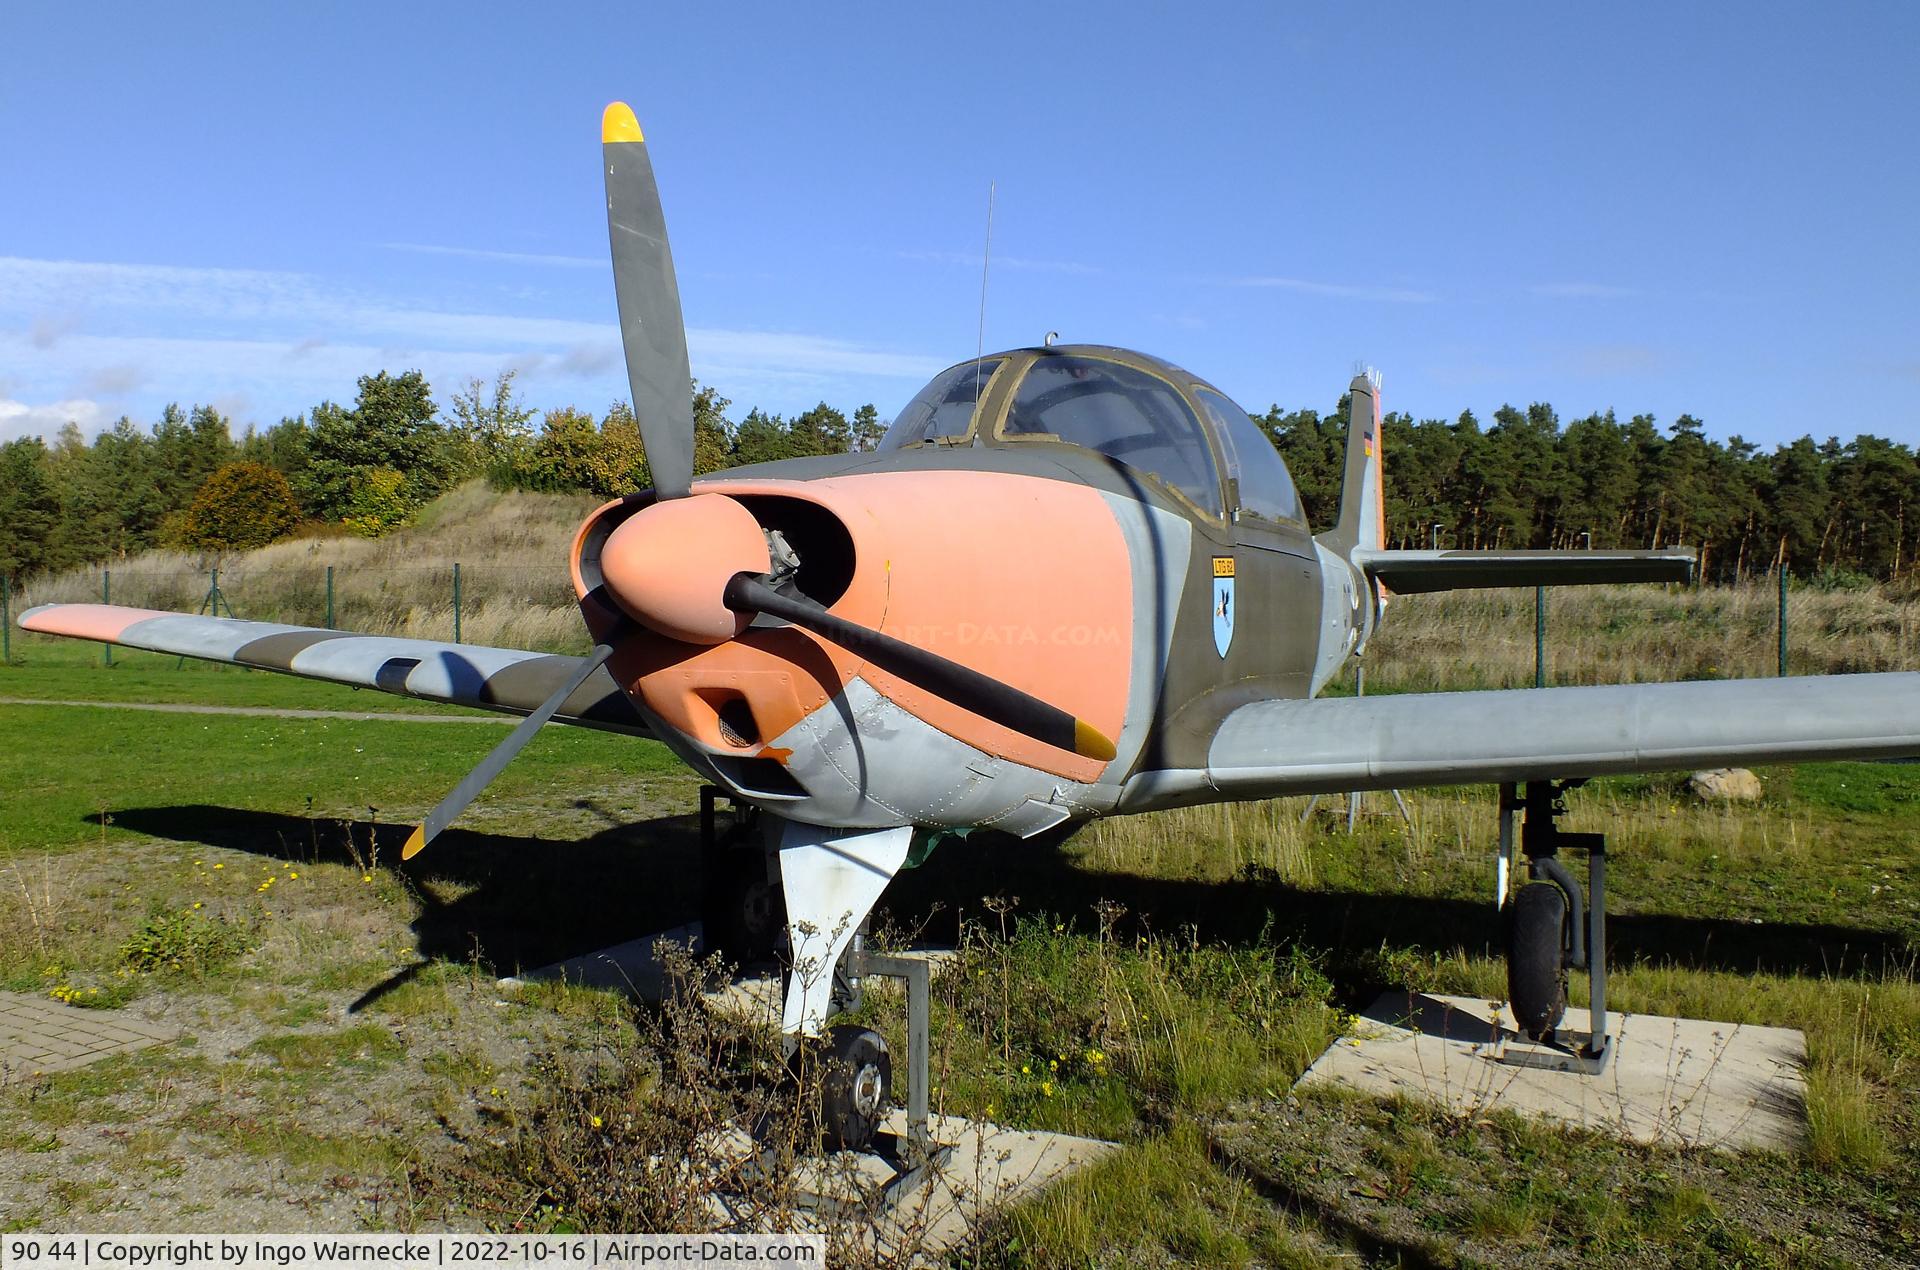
[715,697,759,748]
[692,689,761,748]
[734,495,856,607]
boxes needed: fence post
[212,568,221,617]
[2,574,10,664]
[1534,585,1546,688]
[452,562,463,644]
[103,570,112,666]
[1778,568,1789,677]
[325,565,335,630]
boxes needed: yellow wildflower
[590,1114,603,1128]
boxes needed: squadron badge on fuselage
[1212,556,1235,657]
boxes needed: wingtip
[601,101,644,144]
[1074,719,1118,763]
[401,825,427,861]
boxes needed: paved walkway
[0,697,509,724]
[0,992,178,1082]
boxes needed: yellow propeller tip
[601,101,644,144]
[1073,719,1117,764]
[401,826,426,861]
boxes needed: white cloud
[30,313,80,349]
[898,249,1101,276]
[0,396,107,442]
[0,254,944,426]
[1215,274,1437,303]
[378,242,602,269]
[688,329,943,381]
[78,363,145,395]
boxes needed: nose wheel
[819,1025,892,1152]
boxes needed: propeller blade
[723,574,1116,763]
[602,102,695,500]
[402,644,617,860]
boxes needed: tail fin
[1317,370,1386,558]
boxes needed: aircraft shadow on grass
[106,805,1913,1014]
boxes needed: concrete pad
[0,992,177,1084]
[709,1109,1116,1259]
[1299,992,1807,1152]
[505,931,1111,1255]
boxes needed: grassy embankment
[2,483,1917,1263]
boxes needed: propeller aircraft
[23,103,1920,1150]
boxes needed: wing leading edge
[18,603,649,736]
[1119,672,1920,811]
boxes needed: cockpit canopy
[880,346,1305,527]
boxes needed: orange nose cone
[600,494,771,644]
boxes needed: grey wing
[19,603,649,736]
[1119,673,1920,811]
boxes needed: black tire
[820,1025,891,1152]
[703,839,785,967]
[1507,882,1569,1041]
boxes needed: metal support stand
[1301,664,1412,832]
[739,945,955,1219]
[175,570,236,669]
[1496,779,1612,1075]
[850,949,952,1178]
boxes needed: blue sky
[2,2,1916,449]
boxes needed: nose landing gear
[1496,780,1611,1075]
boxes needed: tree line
[1273,398,1917,582]
[1,370,1914,585]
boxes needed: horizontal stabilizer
[1355,548,1697,593]
[1118,671,1920,810]
[18,604,649,736]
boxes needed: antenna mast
[975,180,996,398]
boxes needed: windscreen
[1003,355,1222,515]
[879,359,1002,449]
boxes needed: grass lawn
[3,637,507,714]
[1,648,1917,1262]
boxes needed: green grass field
[3,605,1918,1261]
[3,491,1920,1260]
[1,640,477,713]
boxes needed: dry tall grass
[1368,581,1920,689]
[16,483,600,652]
[16,482,1920,678]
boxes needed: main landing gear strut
[1496,780,1612,1075]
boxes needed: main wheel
[820,1025,891,1152]
[1507,882,1569,1041]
